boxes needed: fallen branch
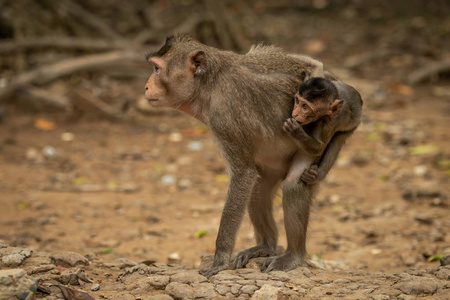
[72,89,128,121]
[17,88,70,111]
[61,0,123,40]
[0,50,141,102]
[408,58,450,85]
[344,49,396,69]
[0,37,128,54]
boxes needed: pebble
[61,132,75,142]
[161,175,176,186]
[168,132,183,142]
[167,252,181,264]
[50,251,89,267]
[42,145,57,158]
[394,277,438,295]
[188,141,203,151]
[440,255,450,266]
[165,282,194,299]
[192,282,216,299]
[0,241,448,299]
[148,275,170,289]
[2,253,27,267]
[0,269,38,300]
[170,270,207,284]
[252,284,281,300]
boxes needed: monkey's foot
[199,263,229,278]
[263,252,305,273]
[233,245,277,269]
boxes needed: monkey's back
[332,81,363,132]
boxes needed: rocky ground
[1,240,449,299]
[1,4,450,300]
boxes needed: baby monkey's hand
[301,165,320,184]
[283,118,303,138]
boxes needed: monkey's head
[144,34,209,109]
[292,77,343,125]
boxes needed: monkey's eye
[302,104,309,111]
[153,64,161,74]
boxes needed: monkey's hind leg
[264,178,317,273]
[233,172,280,269]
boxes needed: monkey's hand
[300,165,321,184]
[283,118,305,138]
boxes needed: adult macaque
[144,34,361,277]
[283,77,362,184]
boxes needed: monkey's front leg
[199,167,258,277]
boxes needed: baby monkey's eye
[302,104,309,110]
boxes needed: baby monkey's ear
[328,99,344,118]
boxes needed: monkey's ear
[329,99,344,118]
[189,51,207,76]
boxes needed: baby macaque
[283,77,361,184]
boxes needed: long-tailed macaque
[283,77,362,184]
[144,34,362,277]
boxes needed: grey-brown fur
[144,34,358,277]
[284,81,363,184]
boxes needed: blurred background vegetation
[0,0,449,120]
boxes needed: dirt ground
[1,3,450,286]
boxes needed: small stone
[240,272,269,281]
[434,267,450,280]
[240,284,259,295]
[167,252,180,264]
[2,253,26,267]
[370,295,391,300]
[414,214,433,225]
[209,271,242,283]
[440,255,450,266]
[148,275,170,289]
[215,284,231,295]
[91,283,100,291]
[161,175,176,186]
[188,141,203,151]
[61,132,75,142]
[413,165,428,176]
[143,295,174,300]
[251,285,281,300]
[42,145,57,158]
[165,282,194,299]
[192,283,216,299]
[0,269,38,300]
[394,278,438,295]
[170,271,207,284]
[50,252,89,267]
[168,132,183,142]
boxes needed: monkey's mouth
[147,98,159,102]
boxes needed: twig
[0,37,128,54]
[0,50,140,102]
[17,88,70,111]
[344,49,396,69]
[203,0,234,50]
[72,89,128,121]
[61,0,123,40]
[408,58,450,85]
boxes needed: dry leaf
[34,118,56,131]
[50,285,95,300]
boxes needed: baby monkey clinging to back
[283,77,362,184]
